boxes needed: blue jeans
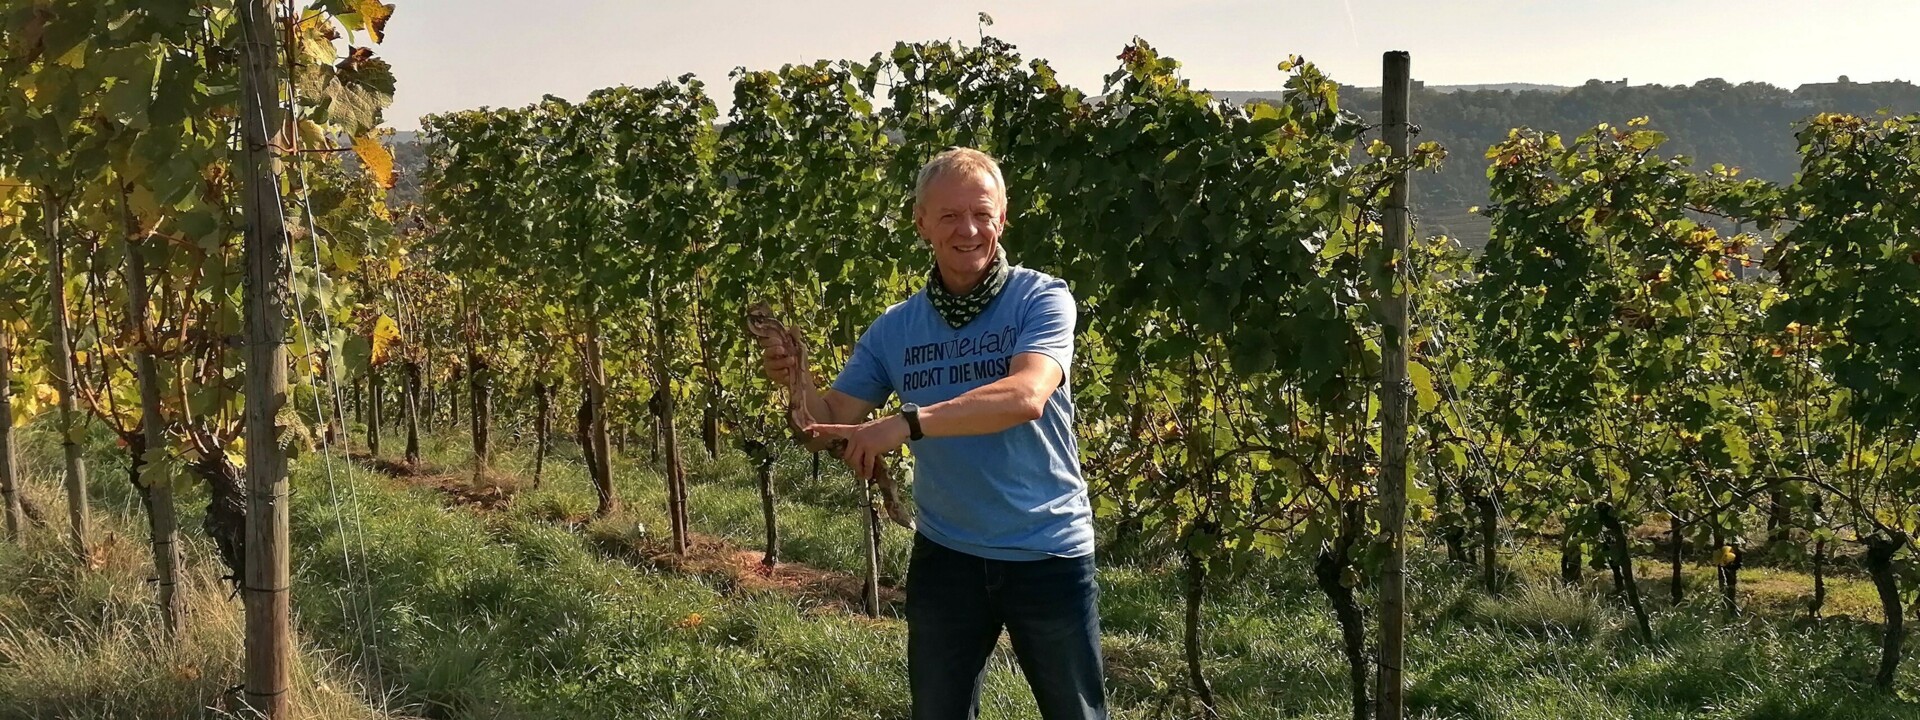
[906,533,1108,720]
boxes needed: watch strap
[902,404,924,441]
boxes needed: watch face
[901,403,919,413]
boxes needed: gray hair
[914,147,1007,209]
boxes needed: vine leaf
[354,0,396,43]
[314,49,395,134]
[353,133,395,188]
[370,314,401,365]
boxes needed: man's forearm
[791,375,874,452]
[917,376,1048,438]
[788,373,833,451]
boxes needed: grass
[4,416,1919,719]
[0,427,399,720]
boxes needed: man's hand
[756,331,802,386]
[808,415,910,481]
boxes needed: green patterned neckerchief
[925,245,1010,329]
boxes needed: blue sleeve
[1012,279,1076,382]
[831,320,894,406]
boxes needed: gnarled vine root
[745,303,914,530]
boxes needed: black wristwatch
[900,403,924,441]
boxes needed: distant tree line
[1336,76,1920,244]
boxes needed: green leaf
[97,48,161,130]
[315,51,396,134]
[1408,361,1439,413]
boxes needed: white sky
[371,0,1920,130]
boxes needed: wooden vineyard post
[860,472,882,617]
[1376,50,1413,720]
[238,0,291,716]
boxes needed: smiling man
[757,147,1106,720]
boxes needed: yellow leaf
[353,134,395,189]
[298,120,329,151]
[12,392,40,426]
[353,0,395,44]
[370,314,401,365]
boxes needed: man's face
[914,168,1007,288]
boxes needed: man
[758,147,1107,720]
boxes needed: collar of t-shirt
[924,245,1010,329]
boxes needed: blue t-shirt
[831,265,1094,561]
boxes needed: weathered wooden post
[237,0,292,715]
[1377,49,1413,720]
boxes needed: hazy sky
[372,0,1919,130]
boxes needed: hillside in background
[1263,76,1920,245]
[388,77,1920,246]
[1213,82,1571,106]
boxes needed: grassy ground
[4,417,1919,719]
[0,428,401,720]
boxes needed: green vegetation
[0,427,394,720]
[5,421,1918,718]
[3,4,1918,718]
